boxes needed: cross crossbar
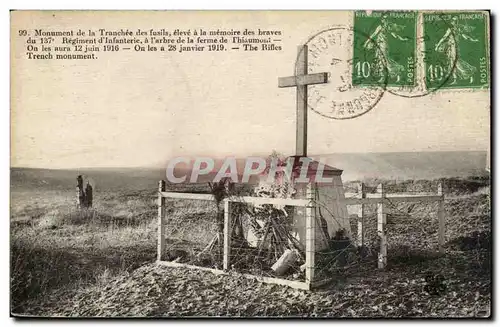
[278,44,329,156]
[278,72,328,88]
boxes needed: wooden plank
[346,192,440,199]
[223,200,231,271]
[161,192,311,207]
[157,180,166,262]
[160,192,214,201]
[229,196,310,207]
[305,183,315,283]
[341,197,382,205]
[296,45,308,157]
[437,183,445,253]
[240,273,310,291]
[157,261,310,290]
[357,183,365,247]
[160,191,440,206]
[377,184,387,269]
[157,260,226,275]
[344,192,358,198]
[278,72,328,88]
[370,193,440,199]
[341,195,442,205]
[384,194,443,202]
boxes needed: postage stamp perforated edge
[351,10,490,93]
[422,10,490,90]
[352,10,418,88]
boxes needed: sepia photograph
[10,9,491,318]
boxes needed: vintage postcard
[10,10,491,318]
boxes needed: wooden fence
[157,180,445,290]
[344,182,445,269]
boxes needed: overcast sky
[11,11,490,168]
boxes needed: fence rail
[342,182,445,263]
[343,193,442,204]
[160,191,312,206]
[157,181,445,290]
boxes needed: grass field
[10,169,491,317]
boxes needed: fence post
[223,199,231,271]
[377,183,387,269]
[437,183,445,254]
[305,183,315,286]
[357,182,366,247]
[157,180,166,262]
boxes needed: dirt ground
[11,176,491,317]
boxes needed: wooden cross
[278,45,329,157]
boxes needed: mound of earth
[23,256,490,318]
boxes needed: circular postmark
[366,11,459,98]
[295,26,389,120]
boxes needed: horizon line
[11,150,488,170]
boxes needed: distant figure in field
[76,175,93,209]
[85,181,93,208]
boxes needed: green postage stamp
[423,12,489,89]
[353,11,489,90]
[352,11,417,87]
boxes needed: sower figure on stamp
[364,14,409,83]
[435,16,479,85]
